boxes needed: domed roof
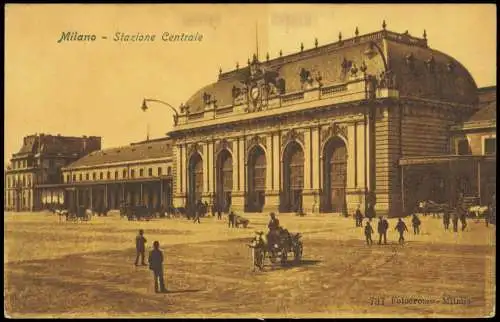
[185,29,478,114]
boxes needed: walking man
[135,229,147,266]
[228,210,235,228]
[377,216,389,245]
[395,218,408,245]
[411,213,421,235]
[193,200,202,224]
[365,221,374,246]
[443,208,451,231]
[459,211,467,231]
[148,241,167,293]
[452,212,459,232]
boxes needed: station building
[167,25,494,217]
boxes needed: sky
[4,4,497,167]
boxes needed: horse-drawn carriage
[50,206,92,222]
[248,228,303,270]
[119,203,155,221]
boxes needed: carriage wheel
[280,250,288,266]
[293,242,303,263]
[254,249,265,270]
[269,250,278,264]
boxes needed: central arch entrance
[188,153,203,207]
[322,138,347,213]
[246,146,266,212]
[281,141,304,212]
[216,149,233,213]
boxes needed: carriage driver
[267,212,281,247]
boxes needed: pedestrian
[193,200,201,224]
[211,201,216,218]
[148,241,167,293]
[411,213,421,235]
[364,221,374,246]
[366,203,376,222]
[452,212,459,232]
[355,205,363,227]
[377,216,389,245]
[217,204,222,220]
[443,208,451,231]
[459,211,467,231]
[395,218,408,245]
[134,229,147,266]
[228,210,235,228]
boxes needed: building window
[66,175,69,182]
[139,169,144,177]
[485,138,496,155]
[49,160,54,168]
[158,167,162,176]
[131,169,135,178]
[7,177,10,188]
[100,172,103,180]
[457,139,471,155]
[93,173,96,180]
[107,171,111,179]
[86,173,90,180]
[79,174,83,181]
[148,168,153,176]
[72,174,76,182]
[167,167,172,176]
[123,170,127,178]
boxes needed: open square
[4,212,495,318]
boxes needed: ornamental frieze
[215,139,233,155]
[281,129,305,149]
[321,123,348,147]
[186,142,202,160]
[246,135,266,153]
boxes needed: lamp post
[141,98,180,126]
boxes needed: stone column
[311,126,320,213]
[231,137,245,212]
[173,144,185,208]
[263,133,279,213]
[264,132,281,211]
[345,123,360,215]
[206,141,215,205]
[355,121,368,211]
[302,128,315,213]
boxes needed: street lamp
[141,98,180,126]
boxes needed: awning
[399,154,496,166]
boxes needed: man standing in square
[135,229,147,266]
[149,241,167,293]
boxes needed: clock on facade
[250,86,260,100]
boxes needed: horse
[468,205,490,222]
[418,200,450,218]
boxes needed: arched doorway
[246,146,266,212]
[188,153,203,207]
[322,138,347,213]
[282,141,304,212]
[216,149,233,213]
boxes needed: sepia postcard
[4,3,496,318]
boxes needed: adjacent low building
[400,86,496,210]
[59,137,174,211]
[4,134,101,211]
